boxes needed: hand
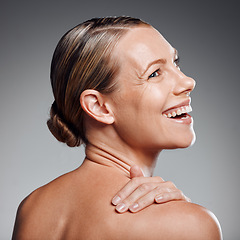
[112,165,191,213]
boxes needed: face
[109,26,196,151]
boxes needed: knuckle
[178,190,184,198]
[166,181,176,189]
[156,185,163,191]
[138,196,153,207]
[166,188,172,193]
[154,176,164,182]
[155,186,170,194]
[173,190,184,200]
[132,177,141,185]
[139,183,150,192]
[162,192,169,199]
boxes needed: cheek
[112,85,169,147]
[139,84,168,121]
[116,83,167,123]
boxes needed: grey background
[1,1,239,239]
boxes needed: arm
[112,165,190,213]
[12,189,66,240]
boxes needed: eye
[148,69,161,79]
[174,56,180,69]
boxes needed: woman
[12,16,222,239]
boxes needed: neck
[85,126,161,177]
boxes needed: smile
[163,105,192,119]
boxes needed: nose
[173,69,196,96]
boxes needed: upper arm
[11,194,48,240]
[12,197,31,240]
[12,189,67,240]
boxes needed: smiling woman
[12,16,222,240]
[109,26,196,152]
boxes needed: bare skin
[12,26,222,239]
[12,159,221,240]
[112,165,191,213]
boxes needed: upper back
[12,162,222,240]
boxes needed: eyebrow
[140,48,178,77]
[140,59,166,77]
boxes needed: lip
[162,99,191,114]
[170,113,193,124]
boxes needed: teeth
[177,109,182,115]
[163,105,192,118]
[186,105,192,113]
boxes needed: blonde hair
[47,16,150,147]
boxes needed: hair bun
[47,101,81,147]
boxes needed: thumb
[130,165,144,178]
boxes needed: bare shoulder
[12,170,80,240]
[159,201,222,240]
[111,201,222,240]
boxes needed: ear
[80,89,114,124]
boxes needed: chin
[178,131,196,149]
[165,131,196,150]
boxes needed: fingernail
[129,203,139,212]
[116,203,126,213]
[155,195,164,202]
[112,196,121,205]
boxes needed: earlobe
[80,90,114,124]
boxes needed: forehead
[114,27,174,73]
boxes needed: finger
[112,176,164,206]
[155,190,190,203]
[128,189,190,213]
[128,186,172,212]
[130,165,144,178]
[162,181,177,190]
[116,183,168,213]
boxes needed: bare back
[12,159,222,240]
